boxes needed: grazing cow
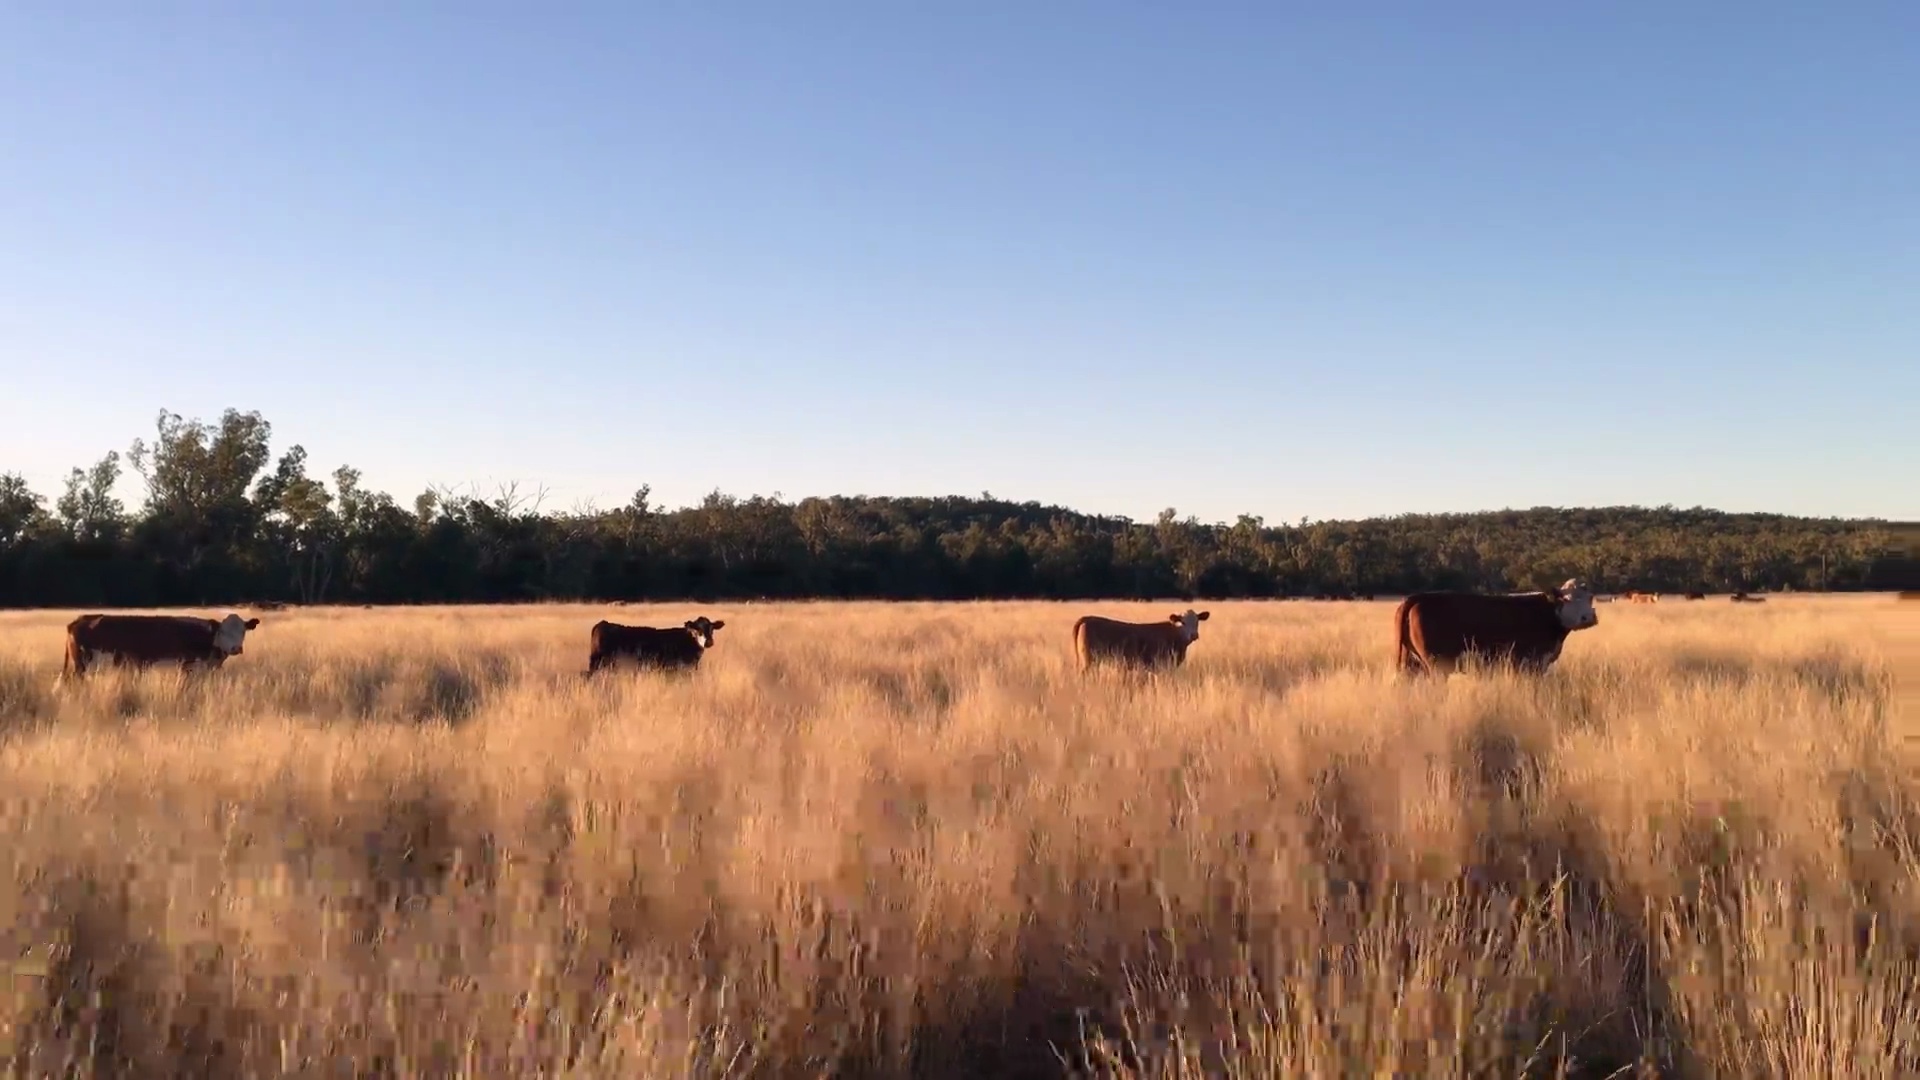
[1731,592,1767,604]
[1395,579,1598,676]
[62,613,262,680]
[586,616,726,674]
[1072,609,1211,672]
[1627,591,1660,604]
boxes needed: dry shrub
[0,595,1908,1078]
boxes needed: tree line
[0,408,1909,608]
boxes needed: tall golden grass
[0,595,1912,1078]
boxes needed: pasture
[0,595,1913,1078]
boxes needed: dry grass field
[0,595,1914,1078]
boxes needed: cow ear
[1167,613,1182,624]
[244,618,261,629]
[684,620,698,630]
[1196,611,1210,621]
[710,620,726,630]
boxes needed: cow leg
[589,649,630,676]
[1521,645,1562,675]
[1398,646,1443,677]
[56,645,83,688]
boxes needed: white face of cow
[1553,579,1598,631]
[211,614,262,655]
[1165,608,1211,642]
[683,616,726,649]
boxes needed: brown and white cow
[586,616,726,674]
[1072,609,1210,672]
[1395,579,1598,676]
[62,612,262,680]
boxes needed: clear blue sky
[1,3,1914,525]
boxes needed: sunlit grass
[0,595,1910,1077]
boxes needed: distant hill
[2,406,1908,604]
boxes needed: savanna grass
[0,595,1910,1078]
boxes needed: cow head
[1550,579,1598,630]
[684,616,727,649]
[1166,608,1211,642]
[212,614,262,656]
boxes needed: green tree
[0,473,47,546]
[54,451,126,542]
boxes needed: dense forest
[0,408,1910,608]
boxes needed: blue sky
[1,3,1914,525]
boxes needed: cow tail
[1071,616,1092,671]
[58,635,81,688]
[1393,599,1419,675]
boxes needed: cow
[1395,579,1598,676]
[61,612,262,681]
[1627,591,1659,604]
[1072,609,1210,672]
[1731,592,1767,604]
[586,616,726,675]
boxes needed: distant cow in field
[1731,592,1767,604]
[1395,579,1598,676]
[61,612,263,681]
[1626,591,1659,604]
[586,616,726,674]
[1072,609,1211,672]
